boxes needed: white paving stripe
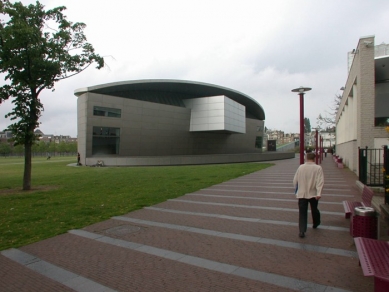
[200,188,355,197]
[112,216,357,258]
[168,199,345,216]
[69,229,352,292]
[222,181,350,186]
[209,185,351,192]
[145,207,349,232]
[1,249,117,292]
[186,193,342,205]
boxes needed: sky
[1,0,388,137]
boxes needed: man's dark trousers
[298,198,321,232]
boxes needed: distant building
[0,130,12,139]
[321,131,336,148]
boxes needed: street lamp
[291,86,312,164]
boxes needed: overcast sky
[1,0,388,137]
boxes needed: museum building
[75,79,291,166]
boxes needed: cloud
[1,0,389,137]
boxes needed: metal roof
[74,79,265,120]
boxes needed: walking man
[293,152,324,238]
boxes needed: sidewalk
[1,154,373,291]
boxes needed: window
[375,117,389,127]
[255,136,263,148]
[92,127,120,155]
[93,106,121,118]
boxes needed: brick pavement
[1,154,374,291]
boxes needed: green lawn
[0,156,273,250]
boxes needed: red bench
[354,237,389,292]
[342,185,374,219]
[334,156,344,168]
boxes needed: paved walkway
[1,155,373,291]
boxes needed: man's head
[306,152,316,161]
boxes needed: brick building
[335,36,389,174]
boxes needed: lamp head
[291,86,312,93]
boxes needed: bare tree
[316,94,342,131]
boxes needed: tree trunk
[23,142,32,190]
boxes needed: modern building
[335,36,389,174]
[75,79,293,166]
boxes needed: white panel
[208,95,225,103]
[209,116,225,124]
[208,102,225,110]
[208,123,224,131]
[192,124,208,131]
[191,117,208,125]
[185,96,245,133]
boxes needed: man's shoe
[313,223,320,229]
[299,232,305,238]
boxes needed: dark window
[92,127,120,155]
[255,136,263,148]
[93,106,121,118]
[375,117,389,127]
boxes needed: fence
[358,147,386,187]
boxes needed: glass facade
[93,106,121,118]
[92,127,120,155]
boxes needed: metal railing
[359,147,385,187]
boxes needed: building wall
[77,92,264,163]
[336,140,358,173]
[357,37,376,149]
[336,36,388,175]
[77,94,88,165]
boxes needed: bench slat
[362,186,374,207]
[343,186,374,218]
[354,237,389,277]
[343,201,363,218]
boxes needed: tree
[57,141,67,155]
[67,141,77,153]
[316,94,342,131]
[0,1,104,190]
[37,140,48,155]
[0,141,11,156]
[304,117,311,133]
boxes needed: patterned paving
[1,155,373,291]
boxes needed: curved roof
[75,79,265,120]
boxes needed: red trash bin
[350,207,377,239]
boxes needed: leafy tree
[0,141,11,156]
[37,140,48,154]
[67,141,77,153]
[304,117,311,133]
[0,1,104,190]
[57,141,67,155]
[12,144,24,156]
[48,141,56,156]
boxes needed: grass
[0,156,273,250]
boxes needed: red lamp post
[291,86,312,165]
